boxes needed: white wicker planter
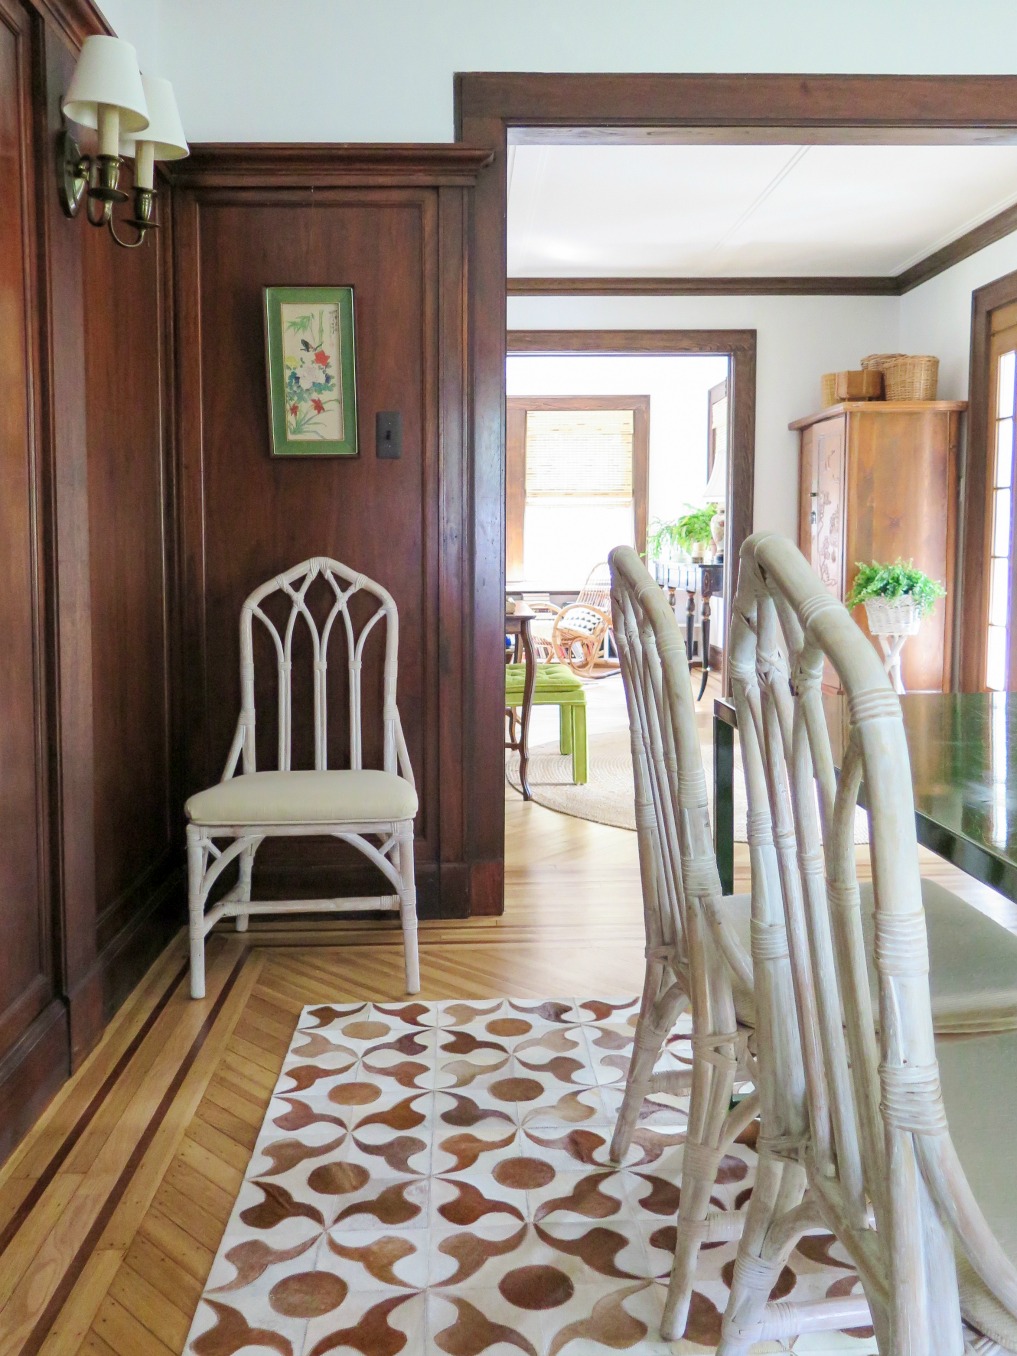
[863,598,923,637]
[862,598,925,693]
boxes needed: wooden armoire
[792,401,965,692]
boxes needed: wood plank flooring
[1,673,1013,1354]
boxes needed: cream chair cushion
[936,1029,1017,1348]
[716,880,1017,1035]
[185,770,418,827]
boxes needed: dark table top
[715,692,1017,901]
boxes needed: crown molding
[27,0,111,48]
[173,143,494,189]
[507,275,898,297]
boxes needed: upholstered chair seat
[186,769,419,826]
[719,880,1017,1034]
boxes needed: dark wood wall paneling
[0,0,178,1163]
[171,145,490,921]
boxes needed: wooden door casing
[962,270,1017,691]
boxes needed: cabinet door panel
[813,419,846,597]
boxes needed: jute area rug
[506,679,869,843]
[183,997,875,1356]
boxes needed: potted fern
[845,558,946,636]
[649,505,718,565]
[845,559,946,693]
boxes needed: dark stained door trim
[961,268,1017,690]
[507,330,754,675]
[457,72,1017,915]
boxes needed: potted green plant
[845,558,946,693]
[648,505,717,565]
[845,558,946,634]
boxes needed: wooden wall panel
[0,0,180,1163]
[82,190,175,963]
[0,0,62,1155]
[173,152,488,918]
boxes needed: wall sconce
[58,35,189,248]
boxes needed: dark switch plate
[376,411,402,459]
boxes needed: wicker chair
[716,532,1017,1355]
[553,563,615,676]
[184,558,419,999]
[608,545,759,1336]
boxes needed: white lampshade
[62,36,149,135]
[704,444,727,503]
[119,75,188,161]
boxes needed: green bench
[505,662,588,784]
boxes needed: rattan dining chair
[184,557,420,1000]
[716,532,1017,1355]
[608,545,759,1337]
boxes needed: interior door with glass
[983,300,1017,690]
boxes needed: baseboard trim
[0,999,70,1165]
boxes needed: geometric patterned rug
[183,998,877,1355]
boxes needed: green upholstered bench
[505,663,588,784]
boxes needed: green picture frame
[264,285,358,457]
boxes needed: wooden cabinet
[793,401,965,692]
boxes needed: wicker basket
[821,372,837,407]
[861,353,904,372]
[881,354,939,402]
[863,598,923,636]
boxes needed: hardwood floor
[1,673,1013,1354]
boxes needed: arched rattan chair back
[729,532,1017,1351]
[609,545,750,995]
[226,556,405,780]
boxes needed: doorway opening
[503,335,750,835]
[456,72,1017,916]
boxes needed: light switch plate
[376,411,402,459]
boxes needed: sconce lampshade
[119,75,188,161]
[62,35,149,134]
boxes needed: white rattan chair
[553,562,616,675]
[717,532,1017,1355]
[185,557,419,1000]
[608,545,759,1337]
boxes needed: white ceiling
[507,144,1017,278]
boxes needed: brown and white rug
[184,998,875,1356]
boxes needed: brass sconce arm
[58,128,157,248]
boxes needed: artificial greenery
[648,504,717,558]
[845,558,946,618]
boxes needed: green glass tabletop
[714,692,1017,901]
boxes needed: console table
[655,560,723,699]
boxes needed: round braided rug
[506,730,637,830]
[506,727,869,842]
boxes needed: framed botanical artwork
[263,286,358,457]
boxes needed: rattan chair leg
[186,823,207,1000]
[609,964,685,1162]
[398,826,420,995]
[663,1035,740,1338]
[713,1153,807,1354]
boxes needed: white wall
[506,353,729,530]
[507,294,901,537]
[99,0,1017,143]
[95,0,159,67]
[899,234,1017,399]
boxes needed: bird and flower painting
[264,285,359,456]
